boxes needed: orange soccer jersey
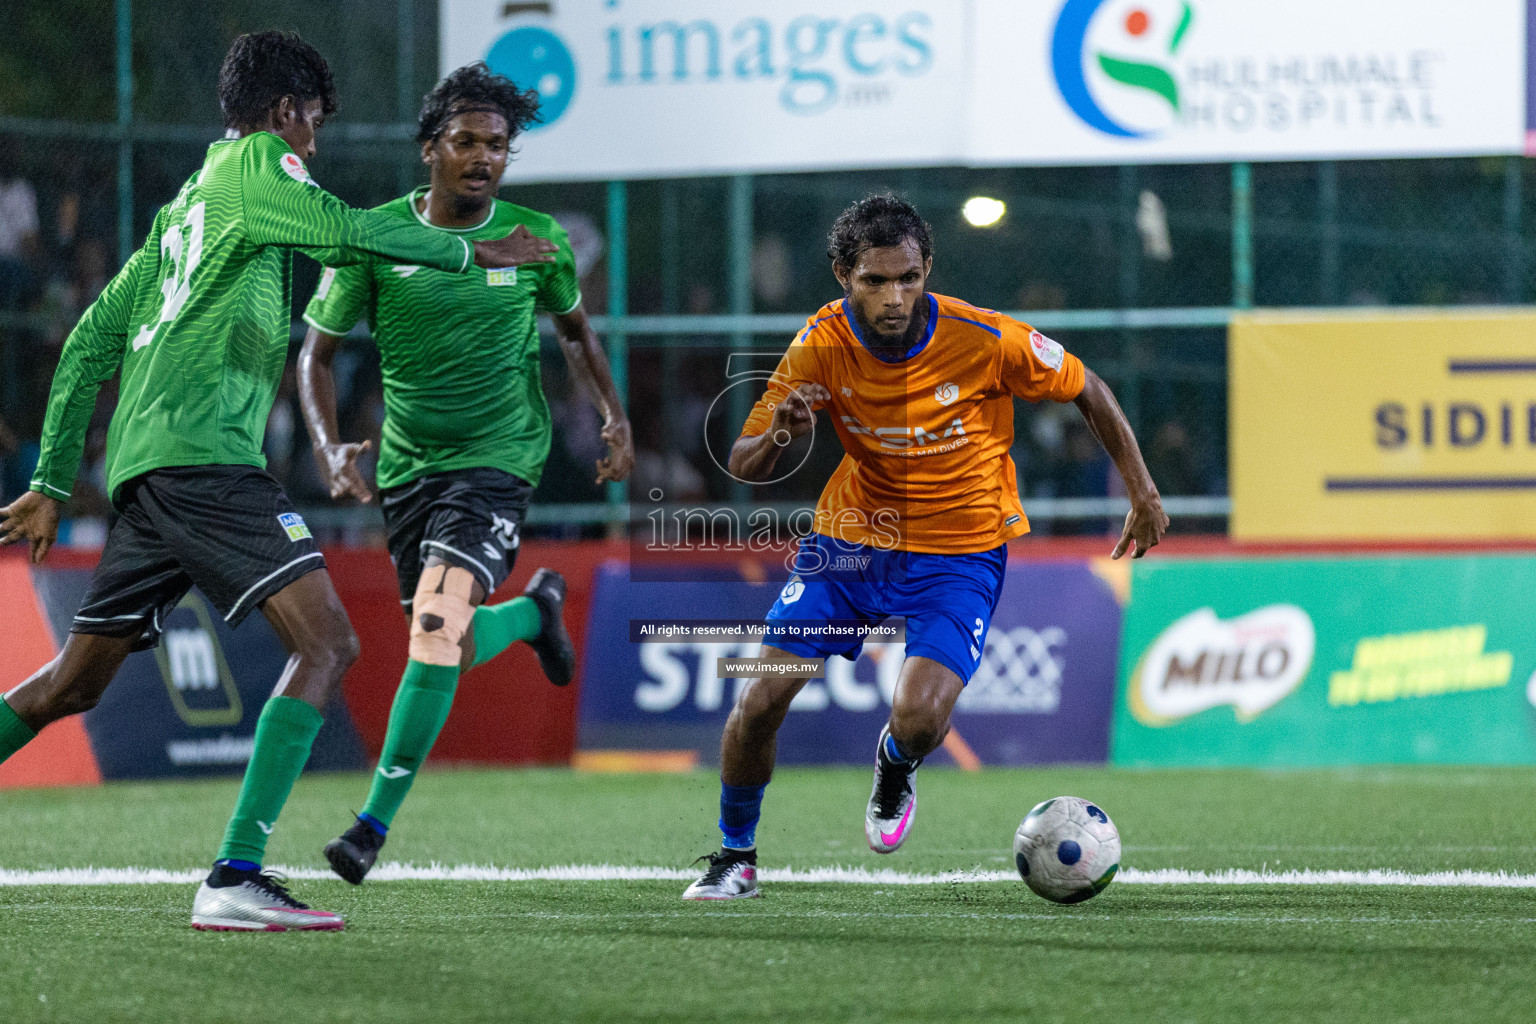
[740,293,1086,554]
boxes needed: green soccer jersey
[31,132,476,503]
[302,186,580,490]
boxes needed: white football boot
[682,850,760,900]
[191,867,344,931]
[865,724,921,854]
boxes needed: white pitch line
[5,863,1536,888]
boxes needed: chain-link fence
[2,1,1533,539]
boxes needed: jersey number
[132,200,205,352]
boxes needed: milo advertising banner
[1111,555,1536,766]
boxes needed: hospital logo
[1051,0,1194,139]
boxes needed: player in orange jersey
[683,194,1168,900]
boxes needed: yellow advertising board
[1231,309,1536,540]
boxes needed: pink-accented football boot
[682,849,760,900]
[865,724,921,854]
[191,866,344,931]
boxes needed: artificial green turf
[3,766,1536,1023]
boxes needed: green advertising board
[1111,555,1536,766]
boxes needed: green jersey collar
[410,186,496,234]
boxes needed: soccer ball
[1012,796,1121,904]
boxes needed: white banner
[970,0,1526,166]
[441,0,1526,180]
[441,0,967,181]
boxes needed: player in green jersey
[297,63,634,883]
[0,32,555,931]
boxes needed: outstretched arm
[1072,368,1169,558]
[297,326,373,504]
[551,304,634,485]
[729,383,832,482]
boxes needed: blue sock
[358,812,389,837]
[883,731,919,767]
[719,782,766,850]
[217,859,261,873]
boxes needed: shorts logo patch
[1029,330,1066,371]
[486,267,519,287]
[277,512,312,542]
[491,513,521,550]
[1005,514,1021,526]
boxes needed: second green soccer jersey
[303,187,580,490]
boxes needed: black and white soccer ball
[1013,796,1121,904]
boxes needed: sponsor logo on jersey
[840,414,967,450]
[279,152,317,186]
[391,265,423,278]
[1128,604,1315,726]
[1030,330,1066,371]
[1005,514,1022,526]
[277,512,312,542]
[486,267,519,287]
[778,578,804,605]
[482,542,503,563]
[934,382,960,406]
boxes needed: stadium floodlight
[962,196,1006,228]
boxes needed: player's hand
[0,490,63,565]
[768,384,831,445]
[472,225,559,269]
[596,417,634,485]
[1112,495,1169,560]
[315,441,374,504]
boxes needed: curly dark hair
[217,31,337,131]
[826,193,934,270]
[417,62,542,146]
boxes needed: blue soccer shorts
[761,533,1009,684]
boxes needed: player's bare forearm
[298,327,345,450]
[729,382,831,483]
[553,305,634,483]
[1074,370,1156,501]
[298,326,374,503]
[1072,368,1170,557]
[728,432,788,482]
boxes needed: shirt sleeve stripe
[549,291,583,317]
[302,311,357,337]
[30,479,72,500]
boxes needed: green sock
[359,660,460,829]
[0,699,36,764]
[468,597,542,669]
[215,696,324,865]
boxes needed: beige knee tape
[409,564,476,666]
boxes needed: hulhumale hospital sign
[441,0,1527,181]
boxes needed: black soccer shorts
[71,465,326,651]
[379,467,533,611]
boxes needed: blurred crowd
[0,159,1217,540]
